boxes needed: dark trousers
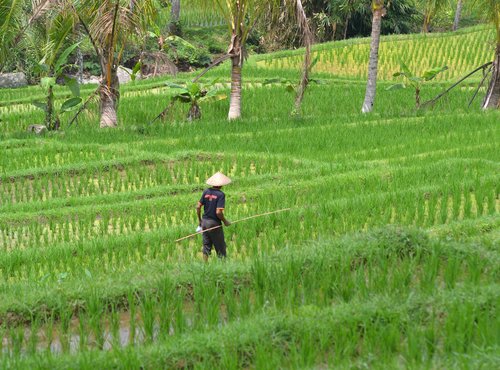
[201,218,226,258]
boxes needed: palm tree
[477,0,500,108]
[207,0,310,120]
[453,0,464,31]
[169,0,180,34]
[212,0,262,120]
[361,0,385,113]
[72,0,158,127]
[0,0,25,70]
[294,0,314,114]
[420,0,448,33]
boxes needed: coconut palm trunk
[76,46,84,83]
[422,13,430,33]
[99,52,120,127]
[294,0,312,113]
[228,35,243,120]
[343,16,349,39]
[228,55,242,120]
[482,44,500,109]
[453,0,463,31]
[361,2,385,113]
[171,0,180,22]
[169,0,181,34]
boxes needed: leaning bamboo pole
[175,208,291,243]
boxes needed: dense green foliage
[0,0,488,79]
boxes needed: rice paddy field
[257,25,495,81]
[0,26,499,369]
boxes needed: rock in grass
[27,124,47,135]
[80,75,101,85]
[0,72,28,89]
[117,66,133,84]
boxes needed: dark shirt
[200,188,226,224]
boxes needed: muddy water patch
[0,300,214,356]
[2,311,159,355]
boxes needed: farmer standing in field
[196,172,231,261]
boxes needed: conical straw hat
[206,172,232,187]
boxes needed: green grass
[0,25,499,369]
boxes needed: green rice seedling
[59,302,72,353]
[78,311,88,352]
[465,253,484,285]
[87,293,105,350]
[109,303,121,349]
[157,279,174,341]
[173,289,187,336]
[8,326,24,357]
[140,292,156,343]
[44,311,55,354]
[127,291,138,347]
[223,274,238,322]
[237,284,252,318]
[26,316,40,356]
[444,253,461,290]
[0,325,4,355]
[404,323,426,365]
[424,252,443,293]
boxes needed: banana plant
[32,42,82,131]
[387,62,448,108]
[163,80,227,121]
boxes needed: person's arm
[196,191,205,225]
[216,208,230,226]
[196,201,203,225]
[216,193,230,226]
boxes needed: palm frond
[89,0,136,48]
[0,0,23,68]
[27,0,59,25]
[44,8,75,67]
[472,0,500,41]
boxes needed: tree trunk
[99,56,120,128]
[227,32,243,120]
[171,0,180,22]
[422,13,430,33]
[453,0,463,31]
[188,103,201,120]
[361,5,384,113]
[228,55,242,120]
[76,25,84,83]
[76,46,84,84]
[482,46,500,109]
[294,0,312,114]
[169,0,181,35]
[343,16,349,40]
[46,84,54,130]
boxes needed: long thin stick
[468,64,493,108]
[192,53,233,83]
[68,87,100,127]
[175,208,291,243]
[421,61,493,108]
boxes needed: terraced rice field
[0,27,499,369]
[257,25,495,81]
